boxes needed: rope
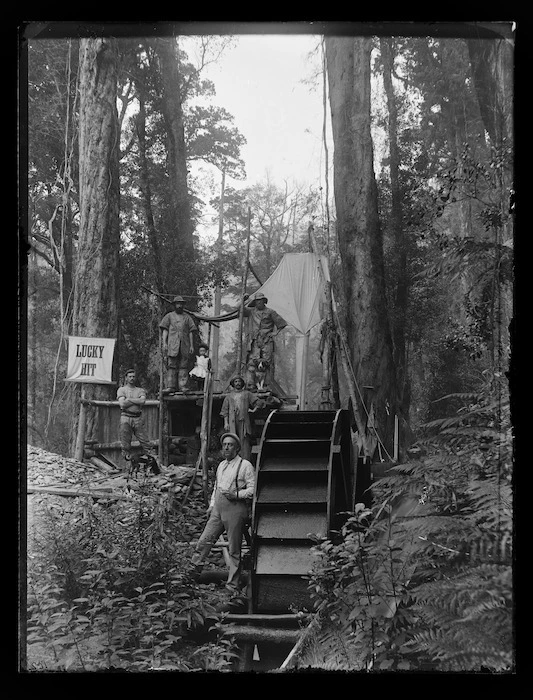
[309,228,394,462]
[333,295,394,462]
[141,285,240,324]
[321,38,331,255]
[45,41,78,442]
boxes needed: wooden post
[74,384,87,462]
[200,366,213,505]
[211,167,226,382]
[394,414,399,462]
[158,329,165,465]
[309,228,334,409]
[320,345,332,410]
[236,207,251,377]
[205,357,215,450]
[299,332,310,410]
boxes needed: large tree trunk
[69,37,121,453]
[467,36,514,373]
[326,36,399,459]
[380,38,410,418]
[467,37,513,152]
[135,90,164,308]
[154,37,196,299]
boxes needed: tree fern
[296,372,513,672]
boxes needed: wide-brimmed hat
[248,292,268,307]
[230,376,245,387]
[220,432,241,451]
[172,295,185,303]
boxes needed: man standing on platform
[159,295,198,393]
[243,292,287,388]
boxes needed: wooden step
[257,481,327,504]
[255,510,327,540]
[264,438,331,444]
[253,575,313,613]
[255,542,316,575]
[260,456,328,472]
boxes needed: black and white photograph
[20,21,515,674]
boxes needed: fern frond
[432,392,481,404]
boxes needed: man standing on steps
[220,375,260,461]
[117,368,155,463]
[159,295,197,393]
[190,433,255,593]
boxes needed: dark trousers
[166,353,190,391]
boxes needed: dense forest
[22,24,514,673]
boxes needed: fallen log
[90,457,117,473]
[86,440,159,451]
[27,486,129,501]
[223,613,309,625]
[219,624,299,644]
[198,569,228,584]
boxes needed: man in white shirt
[190,432,255,591]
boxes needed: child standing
[189,343,211,390]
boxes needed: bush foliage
[26,478,238,672]
[300,371,512,672]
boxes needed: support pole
[200,365,213,506]
[308,224,369,444]
[211,167,226,382]
[74,384,87,462]
[308,228,333,409]
[158,329,165,465]
[394,414,399,462]
[319,323,333,410]
[236,207,251,377]
[205,356,215,452]
[298,332,310,410]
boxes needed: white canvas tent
[248,253,330,408]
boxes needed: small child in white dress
[189,343,211,390]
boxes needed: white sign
[66,336,116,384]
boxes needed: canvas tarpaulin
[249,253,330,406]
[249,253,330,335]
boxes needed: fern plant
[299,371,512,672]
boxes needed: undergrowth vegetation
[301,371,512,672]
[26,371,513,673]
[26,479,238,672]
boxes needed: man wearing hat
[243,292,287,388]
[190,432,255,592]
[220,375,260,461]
[159,295,198,392]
